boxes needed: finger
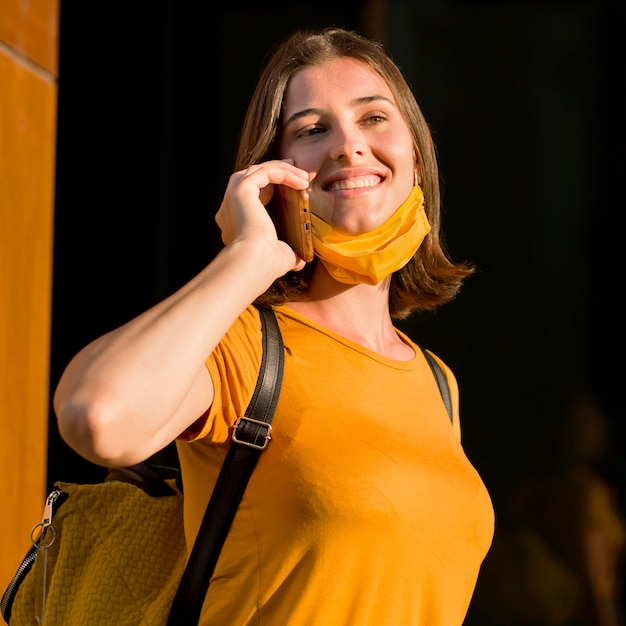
[241,160,311,193]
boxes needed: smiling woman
[53,26,493,626]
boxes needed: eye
[362,113,388,126]
[297,124,326,139]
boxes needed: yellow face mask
[310,185,431,285]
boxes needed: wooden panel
[0,0,59,75]
[0,47,57,591]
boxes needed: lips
[325,175,382,191]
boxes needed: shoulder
[184,305,264,443]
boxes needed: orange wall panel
[0,0,59,75]
[0,41,57,592]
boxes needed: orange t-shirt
[177,305,494,625]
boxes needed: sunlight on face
[279,57,415,234]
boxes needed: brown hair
[235,27,474,319]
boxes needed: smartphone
[271,185,314,262]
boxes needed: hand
[216,160,311,272]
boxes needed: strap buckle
[232,417,273,450]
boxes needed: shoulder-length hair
[235,27,474,319]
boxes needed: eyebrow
[283,95,395,128]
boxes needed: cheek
[275,138,319,173]
[386,139,416,190]
[395,153,416,187]
[291,144,322,171]
[382,136,417,216]
[388,131,415,172]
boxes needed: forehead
[283,57,395,112]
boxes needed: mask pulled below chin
[310,185,431,285]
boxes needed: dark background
[50,1,625,623]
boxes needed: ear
[413,150,421,186]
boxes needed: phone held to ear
[271,185,314,263]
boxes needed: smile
[326,175,381,191]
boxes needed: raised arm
[54,160,309,467]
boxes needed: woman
[54,27,494,625]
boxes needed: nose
[329,125,366,161]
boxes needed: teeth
[328,176,379,191]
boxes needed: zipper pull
[30,488,64,624]
[40,489,63,530]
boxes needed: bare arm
[54,160,309,467]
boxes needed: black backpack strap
[421,347,453,422]
[168,306,284,626]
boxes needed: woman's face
[277,56,415,235]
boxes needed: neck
[286,266,415,360]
